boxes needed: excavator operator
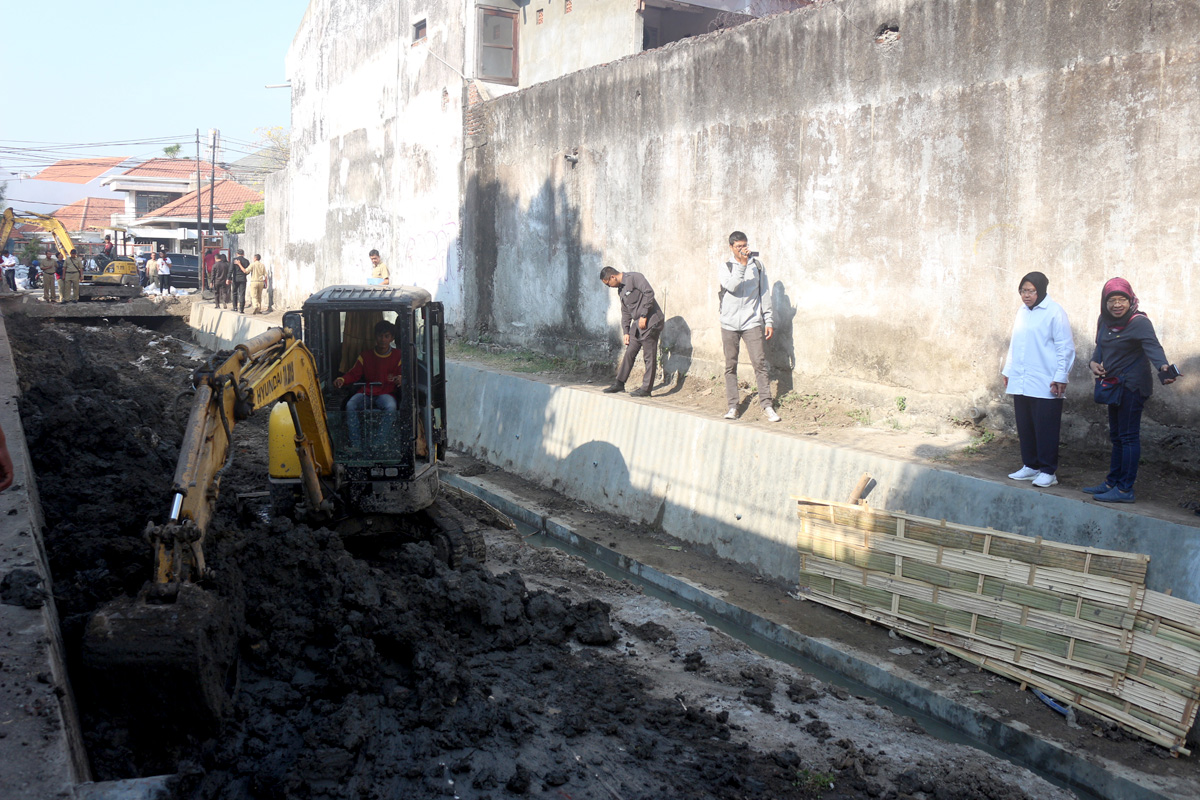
[333,319,402,453]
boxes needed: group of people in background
[999,273,1176,504]
[210,249,269,314]
[600,230,780,423]
[599,233,1179,505]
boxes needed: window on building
[136,192,175,217]
[477,8,518,85]
[413,19,427,42]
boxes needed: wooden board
[794,497,1199,755]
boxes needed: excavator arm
[147,326,336,594]
[0,207,76,256]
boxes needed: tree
[0,180,7,207]
[227,200,265,234]
[254,126,290,171]
[162,143,182,158]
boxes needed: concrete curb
[445,361,1200,603]
[0,309,92,796]
[445,472,1173,800]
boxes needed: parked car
[162,253,201,289]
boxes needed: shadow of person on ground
[658,316,692,395]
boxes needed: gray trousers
[722,326,772,409]
[616,323,661,391]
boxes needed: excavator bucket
[81,584,240,740]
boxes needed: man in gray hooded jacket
[719,231,780,422]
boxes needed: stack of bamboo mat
[794,497,1200,754]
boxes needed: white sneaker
[724,408,738,420]
[1032,472,1058,488]
[763,407,781,423]
[1007,466,1039,481]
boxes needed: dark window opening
[413,19,427,42]
[477,8,518,85]
[642,26,659,50]
[135,192,177,217]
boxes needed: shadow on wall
[462,174,610,361]
[449,364,805,580]
[767,281,797,397]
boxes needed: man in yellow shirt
[249,254,268,313]
[369,249,389,285]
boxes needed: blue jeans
[346,392,397,450]
[1106,390,1146,492]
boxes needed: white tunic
[1002,295,1076,399]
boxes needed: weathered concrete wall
[267,0,468,323]
[462,0,1200,435]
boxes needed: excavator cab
[267,285,447,518]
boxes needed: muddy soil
[11,319,1075,799]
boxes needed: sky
[0,0,310,181]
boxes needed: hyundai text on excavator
[0,207,141,299]
[81,285,486,738]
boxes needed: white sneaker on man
[1007,466,1039,481]
[724,407,738,420]
[1032,472,1058,488]
[763,407,781,423]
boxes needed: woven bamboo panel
[794,497,1198,754]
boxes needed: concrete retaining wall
[462,0,1200,436]
[0,310,91,794]
[447,361,1200,604]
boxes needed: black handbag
[1093,374,1123,404]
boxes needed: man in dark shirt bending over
[600,266,665,398]
[334,320,403,451]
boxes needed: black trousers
[232,281,247,311]
[615,324,661,391]
[1012,394,1064,474]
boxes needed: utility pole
[208,129,218,235]
[195,129,204,291]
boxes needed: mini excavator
[0,208,141,299]
[81,285,486,735]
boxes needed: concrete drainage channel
[443,473,1167,800]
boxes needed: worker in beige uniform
[61,249,84,303]
[249,254,268,313]
[40,250,58,303]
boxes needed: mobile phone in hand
[1160,364,1181,383]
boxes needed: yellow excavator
[0,207,141,299]
[81,285,485,736]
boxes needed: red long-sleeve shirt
[340,348,402,397]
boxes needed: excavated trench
[8,316,1099,799]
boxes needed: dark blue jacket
[1091,314,1169,398]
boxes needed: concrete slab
[446,362,1200,604]
[0,308,91,797]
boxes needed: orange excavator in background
[0,207,141,299]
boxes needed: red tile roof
[32,158,128,184]
[120,158,232,180]
[144,181,263,221]
[51,198,126,233]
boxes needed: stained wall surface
[462,0,1200,432]
[271,0,468,320]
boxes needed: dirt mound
[9,318,1066,799]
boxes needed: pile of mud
[11,319,1053,799]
